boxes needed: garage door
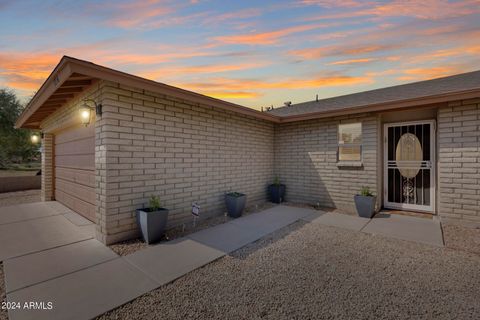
[54,124,96,221]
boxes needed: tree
[0,88,40,168]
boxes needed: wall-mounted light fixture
[80,99,102,126]
[30,133,40,144]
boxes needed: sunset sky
[0,0,479,109]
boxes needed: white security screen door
[384,121,435,212]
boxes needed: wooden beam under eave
[61,79,92,87]
[41,103,63,108]
[40,108,61,113]
[44,98,67,103]
[70,72,85,77]
[54,87,83,94]
[49,93,74,99]
[23,123,40,129]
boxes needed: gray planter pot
[354,195,376,218]
[268,184,286,203]
[225,193,246,218]
[136,208,169,244]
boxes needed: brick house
[16,56,480,244]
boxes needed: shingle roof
[267,70,480,117]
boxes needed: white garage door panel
[55,124,95,222]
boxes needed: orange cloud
[212,23,328,45]
[396,66,463,81]
[313,29,365,41]
[406,43,480,65]
[96,51,215,65]
[290,44,397,60]
[139,62,266,80]
[203,91,261,99]
[0,52,60,91]
[301,0,480,20]
[367,0,480,20]
[328,58,376,65]
[178,73,373,92]
[203,8,261,25]
[175,74,373,102]
[299,0,366,8]
[4,81,41,91]
[94,0,173,29]
[366,69,400,77]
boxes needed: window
[338,122,362,161]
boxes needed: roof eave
[15,56,74,129]
[277,88,480,123]
[16,57,281,129]
[67,58,281,123]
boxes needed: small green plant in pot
[225,192,246,218]
[267,176,286,203]
[136,195,169,244]
[354,186,376,218]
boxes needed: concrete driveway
[0,202,96,261]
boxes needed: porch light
[80,99,102,126]
[79,105,91,126]
[30,133,40,144]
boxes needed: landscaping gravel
[443,223,480,255]
[99,221,480,320]
[0,190,40,207]
[0,263,7,320]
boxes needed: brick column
[41,133,54,201]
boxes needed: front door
[384,120,435,212]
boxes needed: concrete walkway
[1,202,443,320]
[0,202,95,261]
[302,210,443,246]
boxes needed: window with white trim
[338,122,362,161]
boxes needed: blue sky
[0,0,479,109]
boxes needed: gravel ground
[443,224,480,255]
[99,221,480,320]
[0,263,7,320]
[0,190,40,207]
[109,202,277,256]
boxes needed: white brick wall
[274,114,379,213]
[38,78,480,243]
[98,81,275,244]
[438,99,480,225]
